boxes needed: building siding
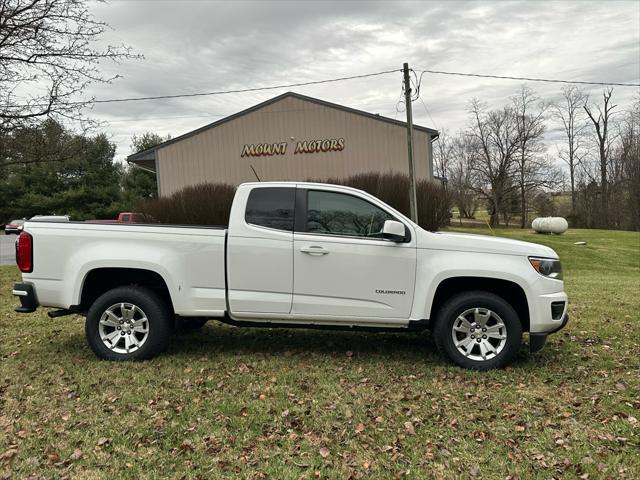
[156,95,434,196]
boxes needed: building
[127,92,439,197]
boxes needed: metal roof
[127,91,439,164]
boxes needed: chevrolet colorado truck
[12,182,568,370]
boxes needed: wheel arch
[429,276,530,332]
[79,267,174,313]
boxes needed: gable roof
[127,91,439,164]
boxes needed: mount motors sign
[241,138,345,157]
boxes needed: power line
[10,65,637,111]
[10,69,401,108]
[416,68,640,87]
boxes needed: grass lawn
[1,228,639,479]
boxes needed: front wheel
[434,291,522,370]
[85,286,171,361]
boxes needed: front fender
[411,249,538,321]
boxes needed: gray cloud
[82,0,639,162]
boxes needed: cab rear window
[245,188,295,231]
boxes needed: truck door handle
[300,245,329,255]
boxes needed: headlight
[529,257,563,280]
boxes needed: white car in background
[29,215,70,222]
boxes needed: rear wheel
[434,291,522,370]
[86,286,171,361]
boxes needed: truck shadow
[167,321,550,367]
[175,321,435,359]
[57,320,553,367]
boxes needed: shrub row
[137,172,450,230]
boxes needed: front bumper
[12,283,38,313]
[530,313,569,353]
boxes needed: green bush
[137,172,450,230]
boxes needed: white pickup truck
[12,182,568,370]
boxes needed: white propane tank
[532,217,568,234]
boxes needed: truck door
[292,188,417,319]
[227,186,295,314]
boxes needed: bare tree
[0,0,137,134]
[609,97,640,230]
[584,88,616,223]
[433,129,453,180]
[448,133,477,220]
[553,85,588,214]
[511,86,551,227]
[466,99,520,226]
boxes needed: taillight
[16,231,33,273]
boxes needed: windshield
[10,219,24,225]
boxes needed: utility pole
[403,62,418,223]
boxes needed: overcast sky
[87,0,640,163]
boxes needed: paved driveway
[1,233,17,266]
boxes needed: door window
[245,187,295,231]
[306,190,393,238]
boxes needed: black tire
[85,286,171,361]
[174,316,208,331]
[433,291,522,370]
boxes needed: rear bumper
[12,283,38,313]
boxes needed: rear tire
[434,291,522,370]
[85,286,171,361]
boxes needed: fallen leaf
[355,423,365,433]
[470,466,480,477]
[404,421,415,435]
[319,447,330,458]
[180,440,195,451]
[97,437,112,447]
[47,452,60,464]
[69,448,82,460]
[0,449,18,461]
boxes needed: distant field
[451,192,572,226]
[1,228,639,479]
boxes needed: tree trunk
[490,194,500,227]
[520,162,526,228]
[570,161,575,215]
[600,144,608,225]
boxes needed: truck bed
[21,221,228,317]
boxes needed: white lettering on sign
[241,138,345,157]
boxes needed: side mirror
[382,220,406,242]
